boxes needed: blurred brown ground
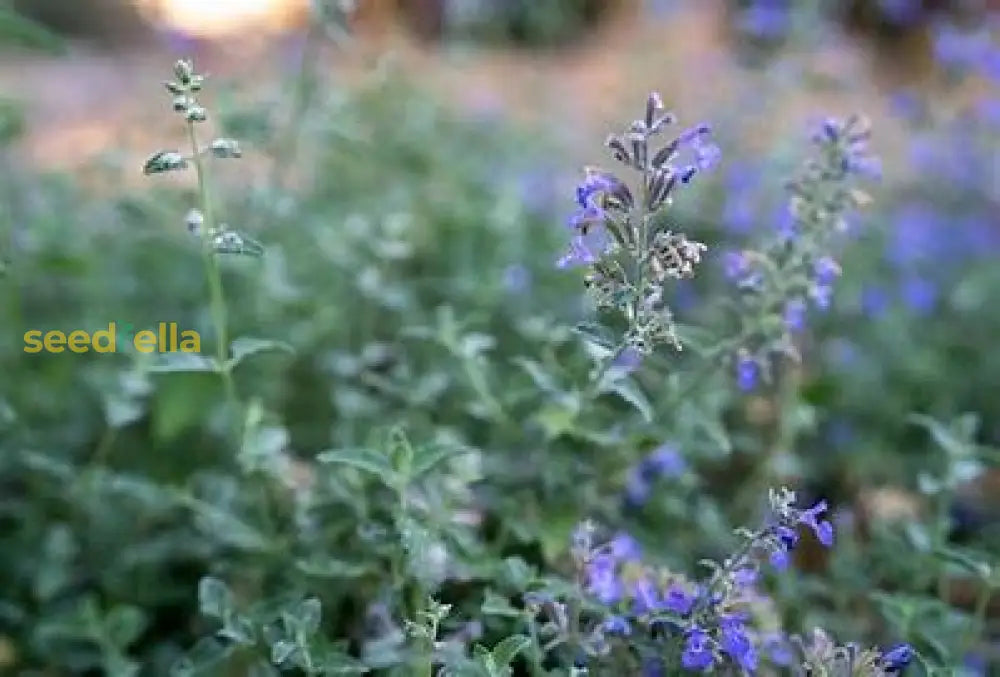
[0,0,972,181]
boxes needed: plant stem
[186,121,238,417]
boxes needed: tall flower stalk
[144,59,263,424]
[560,93,720,363]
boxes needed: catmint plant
[528,488,914,675]
[143,59,264,411]
[724,114,878,389]
[560,92,719,356]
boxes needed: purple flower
[625,468,651,507]
[602,615,632,636]
[642,443,686,478]
[613,346,643,373]
[641,657,666,677]
[557,226,611,269]
[737,357,758,392]
[663,583,697,616]
[932,24,992,72]
[502,264,531,294]
[629,576,663,615]
[901,276,937,315]
[776,203,798,241]
[799,499,835,547]
[861,286,890,317]
[888,204,943,267]
[878,0,923,26]
[769,547,790,570]
[738,0,791,40]
[812,284,834,311]
[723,193,756,234]
[576,173,614,209]
[732,567,758,588]
[889,90,923,122]
[723,251,750,282]
[681,626,715,671]
[776,524,799,549]
[881,643,915,672]
[585,554,623,604]
[720,615,758,672]
[610,532,642,562]
[763,632,795,666]
[784,298,807,333]
[814,257,840,286]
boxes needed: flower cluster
[548,488,867,673]
[796,628,915,676]
[142,59,263,257]
[725,114,878,390]
[559,93,720,352]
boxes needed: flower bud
[173,59,194,85]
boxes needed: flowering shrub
[0,4,998,675]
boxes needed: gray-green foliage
[0,33,998,676]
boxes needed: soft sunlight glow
[140,0,304,37]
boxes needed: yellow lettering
[93,323,116,353]
[134,330,157,353]
[44,332,66,353]
[23,330,43,353]
[67,330,90,353]
[180,331,201,353]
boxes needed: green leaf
[227,337,294,370]
[603,379,653,423]
[295,597,323,636]
[296,557,372,579]
[197,577,232,619]
[535,402,578,440]
[170,637,234,676]
[481,591,520,618]
[148,353,219,373]
[317,447,399,487]
[219,613,256,645]
[310,648,369,674]
[143,150,189,175]
[934,546,992,580]
[104,605,147,648]
[270,640,297,665]
[909,413,975,458]
[511,357,562,393]
[410,442,465,479]
[490,634,529,668]
[0,7,64,54]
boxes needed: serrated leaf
[227,337,294,370]
[317,447,399,486]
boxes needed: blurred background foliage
[1,0,999,675]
